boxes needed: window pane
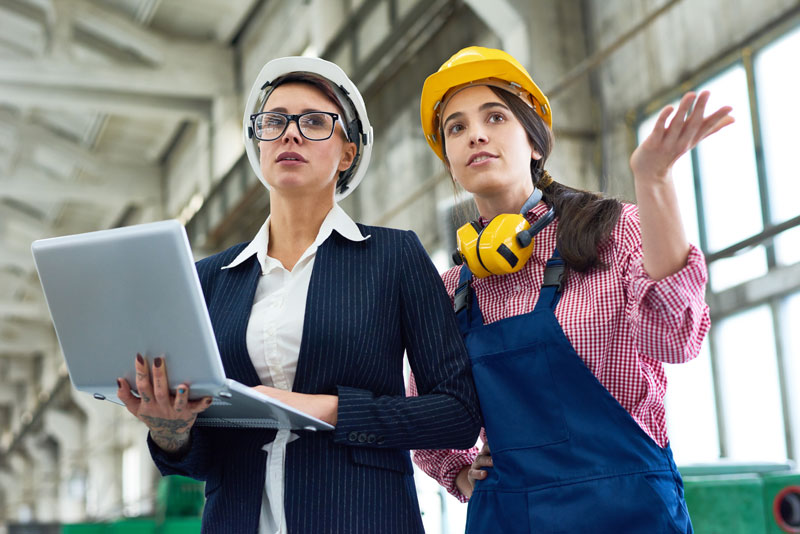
[708,247,769,292]
[637,106,701,247]
[781,291,800,461]
[664,339,720,464]
[755,26,800,266]
[715,305,786,461]
[696,66,767,290]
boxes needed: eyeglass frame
[249,110,348,142]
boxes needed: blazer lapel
[210,256,262,387]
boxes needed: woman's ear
[531,148,543,161]
[338,142,357,171]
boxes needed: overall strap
[534,248,565,312]
[454,265,484,331]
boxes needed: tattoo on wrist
[143,415,194,452]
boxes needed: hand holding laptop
[117,353,213,454]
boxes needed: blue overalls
[455,250,693,534]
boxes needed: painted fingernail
[136,353,144,364]
[116,379,122,388]
[154,357,162,368]
[205,397,212,404]
[178,387,186,394]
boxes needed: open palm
[630,90,734,182]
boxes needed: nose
[281,119,303,144]
[469,125,488,146]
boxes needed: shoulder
[353,224,424,254]
[355,224,412,243]
[608,202,642,248]
[440,265,461,298]
[195,242,249,275]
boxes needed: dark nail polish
[136,353,144,364]
[116,379,122,388]
[154,357,162,368]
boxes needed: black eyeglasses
[249,111,342,142]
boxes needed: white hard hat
[243,56,374,201]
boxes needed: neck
[473,181,536,220]
[267,190,334,271]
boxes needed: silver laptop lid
[31,220,227,404]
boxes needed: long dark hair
[443,86,622,273]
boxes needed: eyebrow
[442,101,510,128]
[263,107,328,114]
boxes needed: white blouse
[221,203,369,534]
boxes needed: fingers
[701,115,735,141]
[174,385,213,415]
[469,468,488,480]
[188,396,214,415]
[698,108,734,141]
[664,92,696,140]
[152,356,170,405]
[173,384,189,414]
[134,353,154,405]
[681,91,710,136]
[117,377,141,415]
[653,105,674,134]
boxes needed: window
[637,21,800,465]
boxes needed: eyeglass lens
[254,112,335,141]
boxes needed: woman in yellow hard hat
[409,46,733,532]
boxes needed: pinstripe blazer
[148,225,481,534]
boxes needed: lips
[276,151,307,163]
[467,151,497,166]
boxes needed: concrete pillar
[22,434,58,523]
[43,408,87,522]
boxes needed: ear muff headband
[453,189,555,278]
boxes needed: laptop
[31,220,333,431]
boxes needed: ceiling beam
[0,54,233,99]
[0,248,32,272]
[72,0,166,65]
[0,302,49,322]
[0,113,160,181]
[0,82,211,120]
[1,169,159,205]
[0,340,50,355]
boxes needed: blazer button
[367,434,376,444]
[358,433,367,443]
[376,436,386,445]
[348,431,359,442]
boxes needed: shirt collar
[478,201,550,226]
[221,203,369,272]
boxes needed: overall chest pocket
[471,344,569,453]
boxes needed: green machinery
[61,475,204,534]
[681,462,800,534]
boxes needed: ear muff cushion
[476,214,534,276]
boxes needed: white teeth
[472,155,492,163]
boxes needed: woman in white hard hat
[409,46,732,532]
[116,56,481,534]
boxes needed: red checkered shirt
[408,201,710,502]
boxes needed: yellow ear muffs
[453,207,556,278]
[455,221,490,278]
[477,214,534,276]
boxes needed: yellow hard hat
[420,46,552,161]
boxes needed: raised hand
[117,353,212,454]
[630,90,734,183]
